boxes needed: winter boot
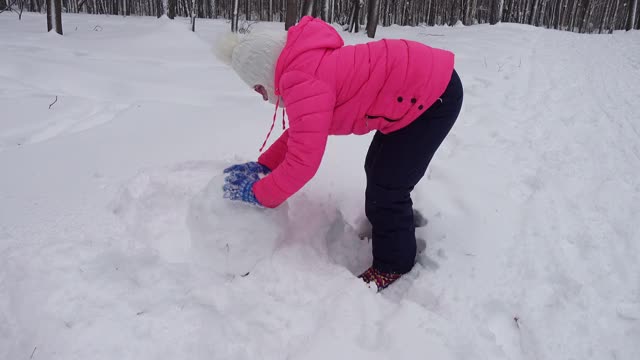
[359,267,403,291]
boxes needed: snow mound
[110,161,288,275]
[187,174,288,276]
[109,160,371,277]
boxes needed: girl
[218,16,463,291]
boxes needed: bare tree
[168,0,177,18]
[349,0,362,32]
[490,0,505,24]
[155,0,163,17]
[46,0,63,35]
[627,0,638,29]
[529,0,540,24]
[610,0,622,31]
[381,0,390,26]
[321,0,330,20]
[465,0,478,24]
[554,0,565,28]
[191,0,198,31]
[599,0,612,32]
[231,0,240,32]
[448,0,458,25]
[366,0,380,37]
[302,0,314,15]
[578,0,592,32]
[285,0,297,29]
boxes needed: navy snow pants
[364,70,463,274]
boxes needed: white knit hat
[215,30,287,106]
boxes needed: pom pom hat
[215,30,287,106]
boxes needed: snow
[1,12,640,360]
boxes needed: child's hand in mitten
[223,161,270,177]
[222,171,263,207]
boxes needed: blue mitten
[223,171,263,207]
[223,162,270,176]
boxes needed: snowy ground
[1,12,639,360]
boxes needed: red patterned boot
[359,267,402,291]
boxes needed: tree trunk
[155,0,163,17]
[610,0,620,31]
[285,0,297,29]
[450,0,460,25]
[167,0,178,19]
[349,0,361,32]
[46,0,53,31]
[568,0,579,30]
[537,0,547,26]
[383,0,390,26]
[366,0,379,37]
[46,0,63,35]
[579,0,592,32]
[465,0,478,24]
[55,0,63,33]
[490,0,504,24]
[321,0,329,20]
[348,0,356,30]
[232,0,240,31]
[560,0,569,27]
[302,0,313,15]
[191,0,197,31]
[599,0,612,32]
[361,0,367,25]
[554,0,564,30]
[627,0,638,30]
[529,0,540,24]
[330,0,335,22]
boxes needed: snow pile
[1,12,639,360]
[188,172,288,276]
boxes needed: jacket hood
[274,16,344,96]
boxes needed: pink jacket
[253,16,455,208]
